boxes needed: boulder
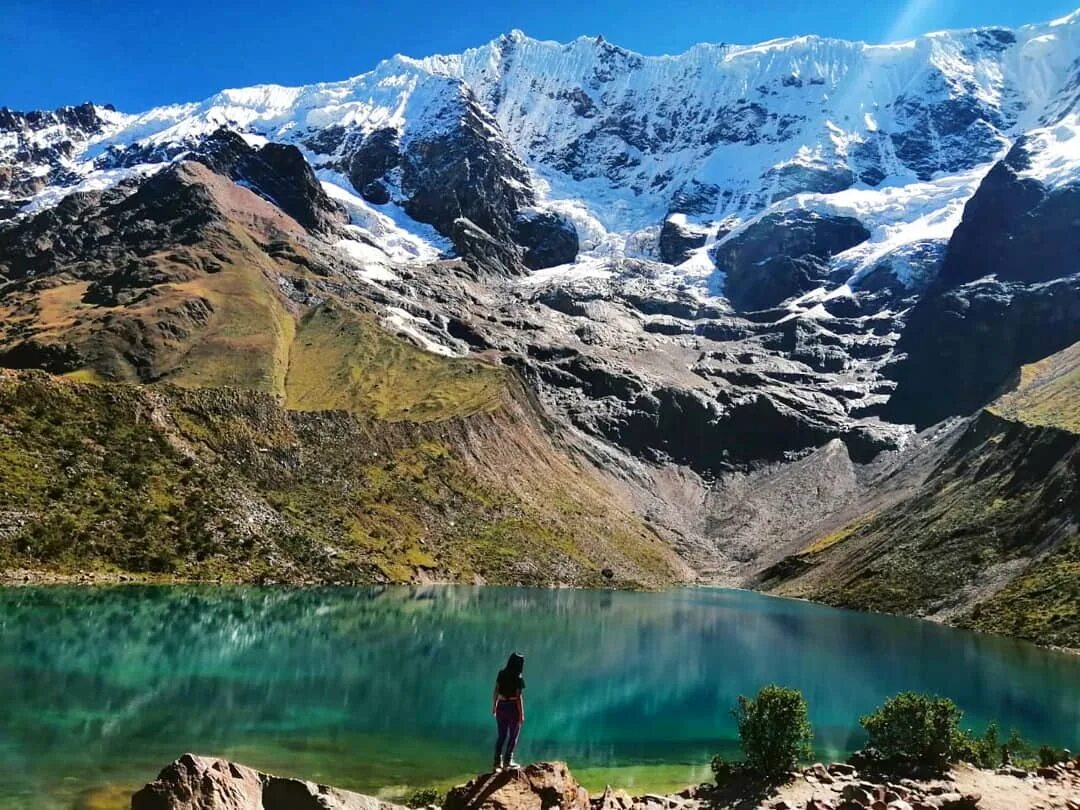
[658,217,709,265]
[131,753,405,810]
[827,763,857,777]
[513,210,579,270]
[131,755,263,810]
[934,794,981,810]
[841,783,874,805]
[445,762,590,810]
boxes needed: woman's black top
[496,667,525,699]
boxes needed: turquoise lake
[1,585,1078,809]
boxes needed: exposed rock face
[714,211,870,311]
[762,161,854,203]
[513,210,579,270]
[445,762,590,810]
[131,753,406,810]
[0,163,222,279]
[345,127,401,204]
[885,276,1080,428]
[397,91,536,272]
[0,102,111,200]
[181,128,346,233]
[658,217,709,265]
[453,217,526,277]
[940,138,1080,287]
[889,78,1013,182]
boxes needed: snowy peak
[3,10,1080,296]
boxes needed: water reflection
[0,585,1077,808]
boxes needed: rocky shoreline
[127,754,1079,810]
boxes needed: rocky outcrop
[345,127,401,204]
[0,102,111,202]
[185,128,346,233]
[513,210,579,270]
[445,762,590,810]
[889,86,1012,182]
[453,217,526,278]
[131,753,407,810]
[714,211,870,311]
[398,91,535,272]
[884,276,1080,428]
[658,218,709,265]
[940,137,1080,287]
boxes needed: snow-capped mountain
[2,9,1080,620]
[4,9,1080,298]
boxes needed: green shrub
[1039,745,1070,767]
[733,685,813,780]
[955,721,1000,769]
[710,754,735,785]
[405,788,441,808]
[1003,729,1036,769]
[859,693,965,769]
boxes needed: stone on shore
[130,753,406,810]
[444,761,590,810]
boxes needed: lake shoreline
[2,570,1076,656]
[125,754,1080,810]
[3,584,1077,808]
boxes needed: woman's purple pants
[494,699,521,763]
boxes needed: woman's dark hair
[497,652,525,697]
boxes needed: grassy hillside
[989,340,1080,433]
[761,342,1080,648]
[0,371,680,587]
[0,164,685,588]
[285,302,504,420]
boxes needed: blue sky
[2,0,1078,112]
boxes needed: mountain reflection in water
[1,585,1077,809]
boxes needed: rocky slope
[122,755,1080,810]
[0,154,682,587]
[762,342,1080,648]
[2,10,1080,640]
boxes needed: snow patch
[18,164,166,216]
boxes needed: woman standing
[491,653,526,771]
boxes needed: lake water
[1,585,1078,809]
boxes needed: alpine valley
[1,9,1079,649]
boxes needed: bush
[1003,729,1036,768]
[955,721,999,769]
[733,685,813,780]
[710,754,735,785]
[859,693,965,769]
[1039,745,1070,767]
[406,788,441,809]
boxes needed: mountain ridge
[1,9,1078,645]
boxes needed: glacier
[3,9,1080,303]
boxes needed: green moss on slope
[989,341,1080,434]
[958,535,1080,649]
[0,372,677,587]
[285,302,505,420]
